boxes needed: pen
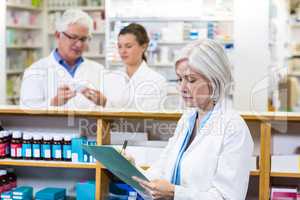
[121,140,128,155]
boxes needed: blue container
[35,187,66,200]
[71,137,87,162]
[76,181,95,200]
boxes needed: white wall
[0,1,6,104]
[233,0,270,111]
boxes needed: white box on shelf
[271,155,300,172]
[113,145,164,166]
[110,131,148,145]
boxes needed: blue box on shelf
[71,137,87,162]
[12,186,33,200]
[76,180,95,200]
[35,187,66,200]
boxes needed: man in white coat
[20,9,107,110]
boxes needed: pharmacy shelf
[7,45,42,50]
[6,69,24,75]
[6,24,41,30]
[93,31,105,35]
[250,170,260,176]
[270,172,300,178]
[84,53,105,59]
[108,16,234,22]
[157,40,234,45]
[288,72,300,77]
[290,23,300,28]
[6,3,42,11]
[6,96,19,100]
[48,31,105,35]
[47,6,104,12]
[0,159,98,169]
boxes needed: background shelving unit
[106,18,234,111]
[106,18,234,81]
[5,0,44,105]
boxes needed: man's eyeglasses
[62,32,91,44]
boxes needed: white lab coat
[144,101,254,200]
[103,61,167,111]
[20,51,104,110]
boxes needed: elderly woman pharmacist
[133,39,254,200]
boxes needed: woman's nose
[178,80,188,93]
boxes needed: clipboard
[82,145,149,193]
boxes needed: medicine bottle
[128,191,137,200]
[0,170,8,193]
[62,135,71,161]
[42,135,52,160]
[32,135,42,160]
[0,133,5,159]
[6,168,17,190]
[22,134,32,160]
[52,135,62,161]
[3,131,10,158]
[10,131,22,159]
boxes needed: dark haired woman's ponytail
[142,53,147,62]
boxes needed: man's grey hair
[55,9,93,36]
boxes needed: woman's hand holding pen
[119,140,135,165]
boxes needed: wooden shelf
[93,31,105,35]
[251,170,260,176]
[271,172,300,178]
[109,17,234,22]
[288,72,300,77]
[48,31,105,35]
[84,53,105,59]
[0,159,98,169]
[157,40,233,45]
[6,69,24,75]
[6,96,19,100]
[48,6,104,12]
[6,24,41,30]
[7,45,42,50]
[290,23,300,28]
[6,3,42,11]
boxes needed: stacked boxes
[76,181,95,200]
[35,188,66,200]
[12,186,33,200]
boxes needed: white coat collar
[49,50,87,79]
[124,60,148,81]
[182,99,232,154]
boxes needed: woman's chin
[183,99,196,107]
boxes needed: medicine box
[12,186,33,200]
[271,155,300,172]
[76,181,95,200]
[35,187,66,200]
[71,137,87,162]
